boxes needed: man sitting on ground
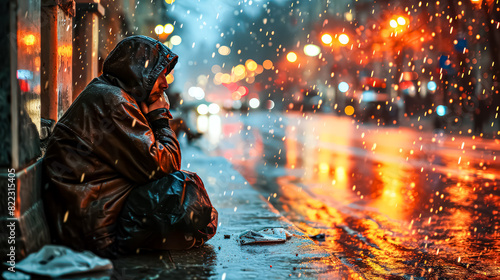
[43,35,217,257]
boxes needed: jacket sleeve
[97,101,181,184]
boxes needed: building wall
[0,0,51,263]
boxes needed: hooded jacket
[43,36,180,254]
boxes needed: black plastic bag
[116,170,218,252]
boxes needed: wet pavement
[203,111,500,279]
[78,143,356,279]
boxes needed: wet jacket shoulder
[43,35,180,254]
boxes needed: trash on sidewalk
[239,228,292,245]
[308,233,326,241]
[2,245,113,279]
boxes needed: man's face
[147,68,169,104]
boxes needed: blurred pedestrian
[167,91,203,143]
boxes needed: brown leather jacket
[43,36,180,254]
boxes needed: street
[201,111,500,279]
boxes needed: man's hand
[140,92,170,114]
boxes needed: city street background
[195,111,499,278]
[1,0,499,278]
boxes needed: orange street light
[397,16,407,26]
[155,25,164,35]
[338,34,349,45]
[321,34,333,45]
[389,19,398,28]
[164,23,174,34]
[22,34,36,46]
[286,52,298,63]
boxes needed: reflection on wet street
[205,111,500,279]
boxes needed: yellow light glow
[338,34,349,45]
[245,59,258,71]
[211,64,221,74]
[321,34,333,44]
[155,25,164,35]
[397,16,407,25]
[213,72,223,85]
[23,34,36,46]
[232,91,242,100]
[165,0,175,4]
[263,59,273,70]
[319,163,330,173]
[390,19,398,28]
[255,65,264,74]
[303,44,321,56]
[164,24,174,34]
[170,35,182,45]
[57,45,72,57]
[166,73,174,84]
[335,166,347,182]
[218,46,231,56]
[221,73,231,84]
[345,12,353,21]
[234,64,246,76]
[286,52,298,63]
[345,105,355,115]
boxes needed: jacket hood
[101,35,178,102]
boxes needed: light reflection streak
[366,131,412,221]
[214,112,500,278]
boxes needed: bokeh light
[436,105,447,116]
[221,73,231,84]
[286,52,298,63]
[234,64,246,76]
[211,65,221,74]
[188,87,205,100]
[344,105,355,116]
[427,81,437,91]
[265,100,275,110]
[155,25,164,35]
[197,104,208,115]
[262,60,273,70]
[245,59,258,71]
[338,82,350,93]
[170,35,182,45]
[249,98,260,109]
[338,34,349,45]
[164,23,174,34]
[23,34,36,46]
[303,44,321,57]
[255,65,264,74]
[390,19,398,28]
[208,103,220,114]
[218,46,231,56]
[397,16,407,25]
[166,73,174,84]
[321,34,333,44]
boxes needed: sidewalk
[109,143,354,279]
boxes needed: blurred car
[287,88,323,112]
[356,77,399,124]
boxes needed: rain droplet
[63,211,69,223]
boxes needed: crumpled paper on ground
[2,245,112,279]
[239,228,293,245]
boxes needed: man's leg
[116,171,217,253]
